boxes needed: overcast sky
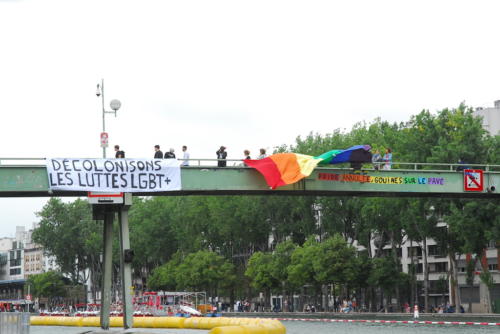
[1,0,500,237]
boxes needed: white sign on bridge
[46,158,181,192]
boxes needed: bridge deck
[0,159,499,198]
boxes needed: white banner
[46,158,181,192]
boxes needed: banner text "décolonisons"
[46,158,181,192]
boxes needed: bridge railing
[0,158,499,172]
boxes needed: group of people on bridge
[112,144,396,171]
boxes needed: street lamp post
[96,79,121,158]
[96,79,124,330]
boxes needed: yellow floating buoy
[30,316,286,334]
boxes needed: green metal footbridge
[1,158,499,198]
[1,157,499,330]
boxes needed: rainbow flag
[244,153,321,189]
[244,145,371,189]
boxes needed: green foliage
[312,235,357,285]
[32,198,100,284]
[176,250,235,293]
[447,199,500,255]
[148,250,235,296]
[27,271,67,299]
[400,104,490,164]
[269,240,297,287]
[147,253,182,291]
[368,257,400,294]
[245,252,278,291]
[479,271,494,289]
[287,238,318,289]
[129,197,180,272]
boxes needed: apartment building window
[428,245,446,257]
[382,248,402,257]
[408,263,423,274]
[436,226,447,236]
[9,268,21,275]
[488,264,498,271]
[9,258,21,267]
[407,246,422,258]
[429,262,448,273]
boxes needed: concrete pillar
[119,205,133,329]
[100,211,114,330]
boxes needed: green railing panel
[0,166,49,192]
[0,164,499,198]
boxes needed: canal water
[283,320,499,333]
[31,321,500,334]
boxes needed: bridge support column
[100,210,114,330]
[118,194,133,329]
[92,194,133,331]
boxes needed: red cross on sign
[464,169,484,192]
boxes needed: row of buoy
[275,317,500,326]
[30,316,286,334]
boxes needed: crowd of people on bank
[225,297,467,314]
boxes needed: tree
[128,197,180,281]
[312,235,358,311]
[245,251,277,310]
[147,253,182,291]
[32,198,101,291]
[287,238,319,311]
[269,240,297,311]
[447,199,500,313]
[367,257,401,312]
[175,250,235,299]
[27,271,67,307]
[401,199,439,313]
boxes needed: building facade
[0,225,58,311]
[474,100,500,136]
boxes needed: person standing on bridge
[114,145,125,158]
[164,148,176,159]
[258,148,267,159]
[382,148,392,170]
[372,149,382,170]
[154,145,163,159]
[241,150,251,167]
[181,145,190,166]
[216,146,227,167]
